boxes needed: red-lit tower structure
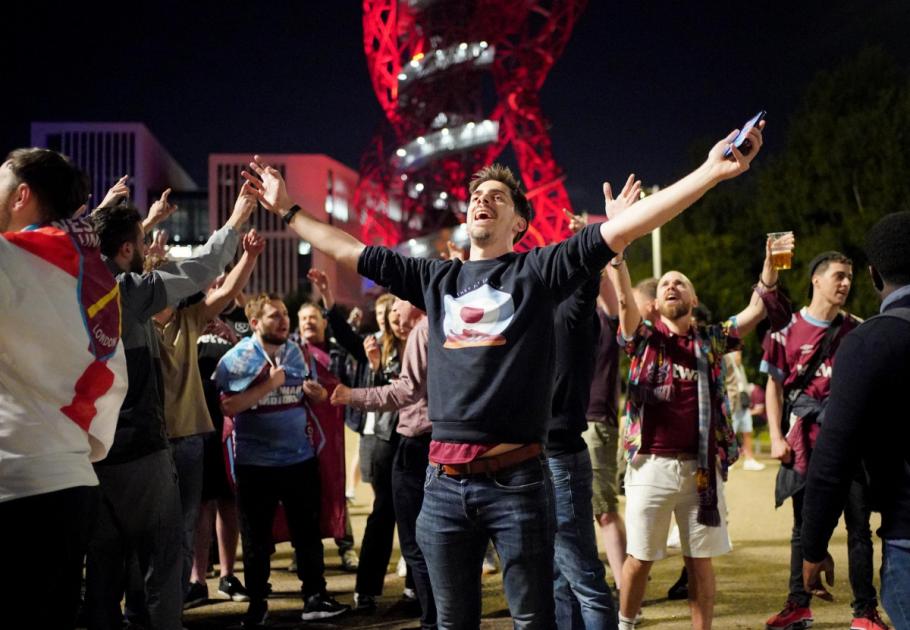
[355,0,588,251]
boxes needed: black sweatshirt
[358,224,615,445]
[545,274,600,457]
[801,293,910,561]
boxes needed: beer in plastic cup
[768,231,794,270]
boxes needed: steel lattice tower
[355,0,588,251]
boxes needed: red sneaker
[765,600,813,630]
[851,607,890,630]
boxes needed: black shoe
[241,599,268,628]
[353,592,376,612]
[302,592,349,621]
[218,575,250,602]
[667,567,689,600]
[184,581,209,609]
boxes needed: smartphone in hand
[724,110,766,158]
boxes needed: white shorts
[624,455,732,561]
[731,407,753,434]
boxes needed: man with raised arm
[606,230,790,630]
[801,212,910,630]
[85,185,255,630]
[762,251,885,630]
[243,124,764,628]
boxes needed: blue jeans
[548,450,617,630]
[882,541,910,629]
[416,455,556,629]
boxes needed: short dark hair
[809,251,853,278]
[865,211,910,286]
[91,203,142,258]
[468,164,533,245]
[807,251,852,299]
[4,148,90,222]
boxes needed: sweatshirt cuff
[757,285,792,332]
[348,388,368,408]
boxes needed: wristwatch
[282,204,301,225]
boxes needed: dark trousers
[0,485,99,629]
[171,435,205,595]
[236,458,325,600]
[86,449,184,630]
[791,481,877,612]
[355,433,399,596]
[393,434,437,629]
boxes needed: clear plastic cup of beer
[768,231,794,270]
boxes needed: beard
[261,332,288,345]
[659,300,691,321]
[129,248,145,274]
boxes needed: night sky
[6,1,909,215]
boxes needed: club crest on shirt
[442,284,514,348]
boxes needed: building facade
[209,154,363,303]
[31,122,198,213]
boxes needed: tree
[625,48,910,378]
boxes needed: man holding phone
[241,119,765,628]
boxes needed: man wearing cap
[763,252,887,630]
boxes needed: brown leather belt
[433,443,542,477]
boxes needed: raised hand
[145,188,177,229]
[242,155,293,214]
[705,121,766,182]
[307,268,334,309]
[99,175,130,208]
[227,182,259,228]
[146,229,169,261]
[562,208,588,235]
[307,268,329,295]
[603,174,642,220]
[760,232,794,288]
[363,335,381,372]
[242,229,265,257]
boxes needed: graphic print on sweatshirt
[442,283,515,348]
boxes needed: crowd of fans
[2,118,909,630]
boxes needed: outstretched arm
[600,175,644,337]
[600,123,765,253]
[199,229,264,322]
[243,156,365,271]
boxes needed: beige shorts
[583,420,620,515]
[624,454,732,561]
